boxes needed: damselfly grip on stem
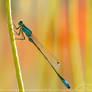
[14,20,70,89]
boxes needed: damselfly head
[18,20,23,26]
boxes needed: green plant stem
[6,0,24,92]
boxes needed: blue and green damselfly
[14,20,70,89]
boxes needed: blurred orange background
[0,0,92,92]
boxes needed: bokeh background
[0,0,92,92]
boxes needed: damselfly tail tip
[67,84,70,89]
[62,79,70,89]
[65,82,70,89]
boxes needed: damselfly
[14,20,70,89]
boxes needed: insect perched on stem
[14,20,70,89]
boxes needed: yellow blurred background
[0,0,92,92]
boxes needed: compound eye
[18,20,23,25]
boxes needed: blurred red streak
[57,0,71,77]
[78,0,86,48]
[57,0,70,59]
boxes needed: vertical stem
[6,0,24,92]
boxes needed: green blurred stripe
[85,0,92,92]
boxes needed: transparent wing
[31,33,61,71]
[30,33,70,89]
